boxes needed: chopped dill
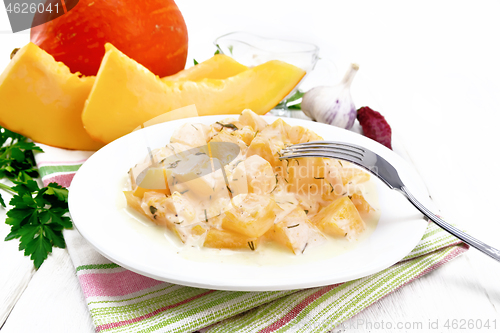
[167,160,181,168]
[216,122,238,130]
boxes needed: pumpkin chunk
[222,193,277,238]
[204,228,259,250]
[311,196,366,240]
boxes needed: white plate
[69,116,429,291]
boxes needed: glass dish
[214,32,321,117]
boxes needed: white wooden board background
[1,1,499,332]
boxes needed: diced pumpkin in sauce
[260,118,292,144]
[246,136,277,167]
[132,186,170,198]
[350,193,372,214]
[222,194,277,238]
[233,126,256,146]
[163,153,222,197]
[125,191,178,233]
[170,123,212,148]
[247,119,293,167]
[244,155,275,195]
[285,157,331,203]
[173,224,208,243]
[209,130,248,157]
[134,167,171,197]
[204,228,259,250]
[140,191,196,229]
[238,109,268,132]
[123,191,143,213]
[191,225,207,236]
[339,167,370,185]
[226,160,249,197]
[267,207,323,254]
[311,196,366,240]
[287,125,323,145]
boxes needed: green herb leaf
[26,233,52,269]
[287,90,305,103]
[285,90,305,110]
[216,122,238,130]
[287,104,302,110]
[0,127,43,183]
[44,183,69,202]
[1,127,72,269]
[193,59,199,65]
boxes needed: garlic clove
[301,63,359,130]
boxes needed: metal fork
[280,141,500,262]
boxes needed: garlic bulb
[301,63,359,129]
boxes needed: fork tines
[280,141,365,163]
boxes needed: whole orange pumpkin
[30,0,188,77]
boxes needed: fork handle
[399,186,500,262]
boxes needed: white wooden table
[1,1,499,332]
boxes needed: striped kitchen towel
[34,143,469,333]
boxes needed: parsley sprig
[3,181,70,268]
[0,127,42,184]
[0,126,71,269]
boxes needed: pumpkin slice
[0,43,103,150]
[82,43,306,144]
[162,54,248,81]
